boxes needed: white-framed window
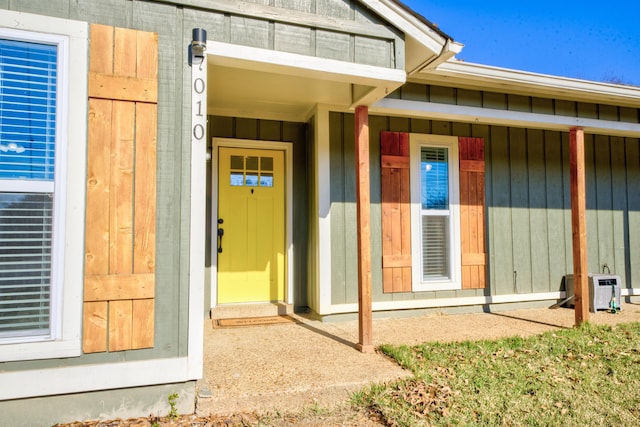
[0,12,87,362]
[410,134,461,291]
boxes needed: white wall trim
[622,288,640,297]
[373,98,640,138]
[207,41,405,88]
[325,292,565,315]
[285,141,295,304]
[314,106,333,315]
[0,357,191,401]
[323,289,640,315]
[210,139,294,307]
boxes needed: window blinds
[422,215,449,279]
[0,193,52,337]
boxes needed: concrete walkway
[196,302,640,416]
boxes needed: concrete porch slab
[197,302,640,417]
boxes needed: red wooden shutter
[380,131,412,292]
[83,24,158,353]
[459,137,486,289]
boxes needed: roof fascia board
[373,98,640,138]
[409,39,463,75]
[425,60,640,107]
[360,0,448,55]
[208,41,405,87]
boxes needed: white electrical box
[564,273,621,312]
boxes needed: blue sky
[402,0,640,86]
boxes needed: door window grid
[229,155,274,187]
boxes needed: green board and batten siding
[2,0,379,369]
[330,113,485,305]
[329,85,640,305]
[65,0,402,69]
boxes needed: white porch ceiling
[204,41,406,122]
[208,65,354,122]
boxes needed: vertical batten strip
[109,100,135,275]
[134,102,157,274]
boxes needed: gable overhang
[203,1,468,118]
[207,41,405,121]
[361,0,464,75]
[361,0,448,54]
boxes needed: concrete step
[210,303,292,320]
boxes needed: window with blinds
[420,147,451,281]
[0,38,58,339]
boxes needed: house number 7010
[193,77,206,141]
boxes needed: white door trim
[211,138,294,309]
[314,105,333,315]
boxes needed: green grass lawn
[353,323,640,426]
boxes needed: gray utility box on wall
[564,273,621,312]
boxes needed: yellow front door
[217,147,286,304]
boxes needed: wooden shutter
[380,131,412,293]
[83,24,158,353]
[459,137,486,289]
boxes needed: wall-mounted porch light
[191,28,207,58]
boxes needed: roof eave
[417,60,640,108]
[409,38,464,75]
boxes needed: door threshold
[210,302,292,320]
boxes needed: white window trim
[0,12,87,361]
[410,133,462,292]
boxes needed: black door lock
[217,218,224,253]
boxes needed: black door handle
[217,227,224,253]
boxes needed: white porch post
[187,28,207,378]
